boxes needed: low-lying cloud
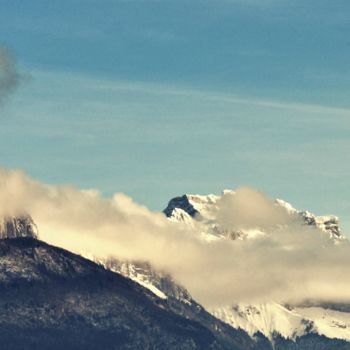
[216,187,295,230]
[0,48,20,103]
[0,167,349,307]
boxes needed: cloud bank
[0,48,20,103]
[0,167,349,307]
[216,187,294,231]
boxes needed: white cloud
[1,167,350,307]
[216,187,295,230]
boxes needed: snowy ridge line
[163,190,349,341]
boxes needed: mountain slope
[104,259,270,350]
[0,237,265,350]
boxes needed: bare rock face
[0,215,38,239]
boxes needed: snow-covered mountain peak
[0,214,38,239]
[164,190,344,241]
[275,199,343,239]
[299,211,342,239]
[167,208,195,227]
[275,199,298,215]
[164,193,220,221]
[222,189,235,195]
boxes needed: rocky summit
[0,214,38,239]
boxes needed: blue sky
[0,0,349,231]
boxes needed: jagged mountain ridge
[164,192,343,241]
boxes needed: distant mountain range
[0,191,350,349]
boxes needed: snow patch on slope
[295,306,350,341]
[108,261,167,299]
[212,303,312,340]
